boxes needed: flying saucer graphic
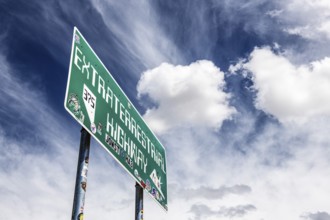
[150,169,164,199]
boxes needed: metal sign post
[135,182,144,220]
[71,128,91,220]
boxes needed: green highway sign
[65,27,168,211]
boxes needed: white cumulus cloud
[137,60,236,133]
[237,47,330,124]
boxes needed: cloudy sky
[1,0,330,220]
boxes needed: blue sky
[1,0,330,220]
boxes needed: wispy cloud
[90,0,184,70]
[263,0,330,62]
[0,39,134,220]
[170,184,251,200]
[0,51,76,219]
[275,0,330,41]
[189,204,256,220]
